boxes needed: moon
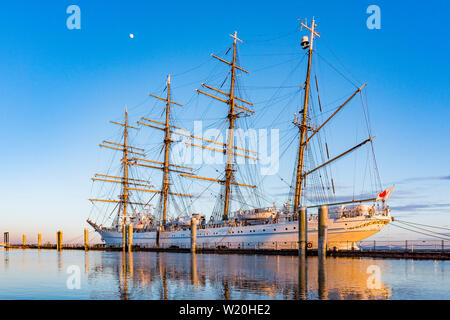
[129,33,134,39]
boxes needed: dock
[3,228,449,260]
[4,242,450,260]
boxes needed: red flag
[377,185,395,201]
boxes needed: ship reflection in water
[95,251,392,300]
[1,249,449,299]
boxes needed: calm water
[0,248,449,300]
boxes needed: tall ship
[87,18,393,250]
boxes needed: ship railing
[7,240,450,252]
[357,240,450,252]
[4,243,108,249]
[131,240,450,252]
[132,241,299,250]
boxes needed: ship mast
[122,107,130,224]
[293,18,320,215]
[90,87,194,230]
[223,31,239,221]
[137,76,195,228]
[292,18,374,213]
[189,31,257,222]
[89,107,157,229]
[162,75,172,225]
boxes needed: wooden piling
[3,232,9,247]
[84,228,89,251]
[298,206,307,258]
[128,224,133,252]
[318,206,328,300]
[122,224,126,250]
[318,205,328,258]
[317,206,329,301]
[191,217,197,253]
[37,233,41,248]
[156,227,160,248]
[56,231,63,251]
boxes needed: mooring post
[318,205,328,299]
[128,224,133,252]
[298,207,308,300]
[56,231,63,251]
[122,224,126,250]
[23,234,26,248]
[156,226,160,248]
[3,232,9,247]
[318,205,328,258]
[299,206,307,258]
[191,216,197,253]
[84,228,89,251]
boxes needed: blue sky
[0,1,449,243]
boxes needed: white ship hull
[92,215,391,250]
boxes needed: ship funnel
[301,36,310,49]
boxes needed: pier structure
[1,228,449,260]
[56,231,63,251]
[317,205,329,299]
[122,225,126,250]
[298,207,307,258]
[191,216,197,253]
[84,228,89,251]
[318,205,328,258]
[127,224,133,252]
[298,206,308,300]
[3,232,9,247]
